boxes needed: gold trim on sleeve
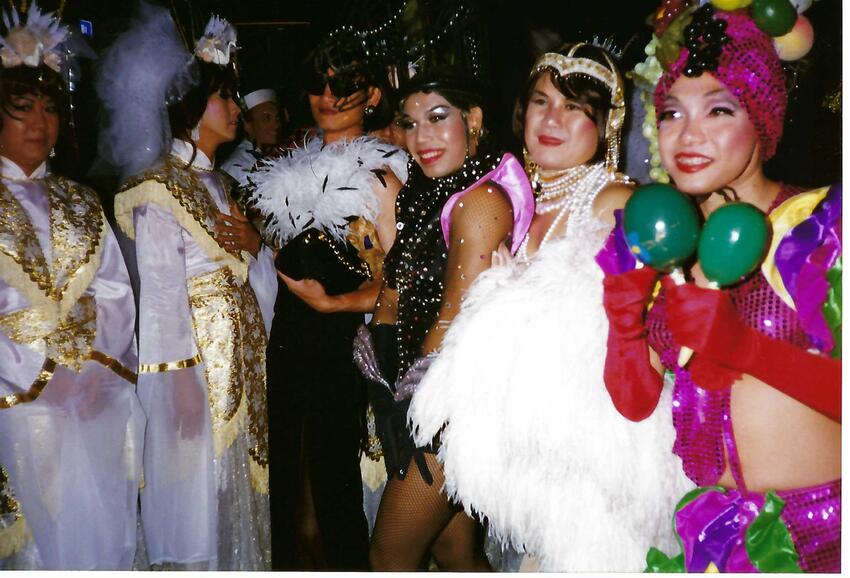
[0,358,56,409]
[138,353,203,374]
[86,350,139,384]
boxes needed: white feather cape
[251,136,408,246]
[409,220,694,572]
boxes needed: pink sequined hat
[655,8,788,161]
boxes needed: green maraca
[699,202,771,286]
[678,202,771,366]
[623,183,701,272]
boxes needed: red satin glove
[602,266,664,422]
[662,277,841,422]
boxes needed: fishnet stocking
[369,453,490,571]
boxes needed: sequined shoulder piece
[0,176,106,319]
[115,156,249,281]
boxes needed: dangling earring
[522,147,541,193]
[191,123,201,142]
[49,147,56,159]
[364,105,375,116]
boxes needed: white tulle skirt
[409,223,693,572]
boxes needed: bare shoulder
[449,180,513,240]
[592,181,634,227]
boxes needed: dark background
[21,0,842,189]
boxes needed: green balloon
[751,0,797,37]
[698,203,770,287]
[623,184,701,271]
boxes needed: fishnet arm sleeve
[421,182,514,355]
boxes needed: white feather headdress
[95,4,239,180]
[194,15,238,66]
[0,2,69,73]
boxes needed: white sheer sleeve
[131,201,217,566]
[0,330,46,395]
[88,222,138,370]
[247,244,277,337]
[134,203,198,365]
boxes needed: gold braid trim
[138,353,203,374]
[0,216,106,324]
[0,358,56,409]
[0,515,30,558]
[86,350,138,384]
[359,452,387,492]
[114,181,248,282]
[207,386,268,495]
[212,385,246,457]
[249,456,269,496]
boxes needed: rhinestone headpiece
[531,43,625,173]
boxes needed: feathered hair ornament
[194,15,238,66]
[0,2,69,72]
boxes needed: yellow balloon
[710,0,753,9]
[774,14,814,60]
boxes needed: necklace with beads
[385,151,500,376]
[518,162,612,261]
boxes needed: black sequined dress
[372,152,500,482]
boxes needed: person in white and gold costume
[0,2,144,570]
[98,5,277,570]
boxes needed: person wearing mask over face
[0,2,144,570]
[221,87,281,188]
[600,4,840,573]
[250,30,406,570]
[99,6,277,570]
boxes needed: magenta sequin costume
[645,188,841,573]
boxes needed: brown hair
[513,43,615,164]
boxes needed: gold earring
[522,147,541,193]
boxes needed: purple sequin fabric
[645,187,841,572]
[777,479,841,572]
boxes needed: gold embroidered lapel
[0,177,104,316]
[116,156,249,281]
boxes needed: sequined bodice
[385,154,499,379]
[645,187,815,486]
[386,180,451,380]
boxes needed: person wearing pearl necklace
[406,44,693,572]
[103,9,277,570]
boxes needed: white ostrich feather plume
[251,135,408,246]
[194,15,237,66]
[0,2,69,72]
[409,222,694,572]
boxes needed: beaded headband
[531,44,625,173]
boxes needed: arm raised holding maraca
[598,183,700,421]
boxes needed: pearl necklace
[518,162,612,261]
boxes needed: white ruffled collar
[0,156,48,180]
[170,139,214,170]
